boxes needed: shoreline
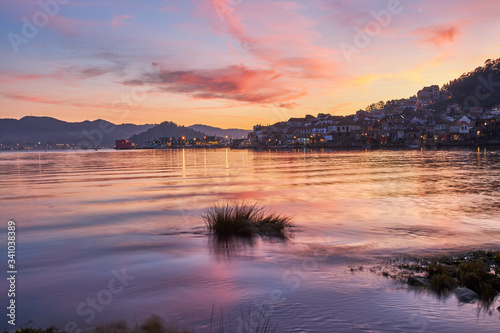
[3,144,500,152]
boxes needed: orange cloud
[413,24,460,46]
[3,93,64,105]
[276,102,298,109]
[330,103,353,115]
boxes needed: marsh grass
[8,327,57,333]
[9,309,280,333]
[401,250,500,303]
[204,202,293,239]
[207,305,278,333]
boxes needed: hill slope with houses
[249,58,500,148]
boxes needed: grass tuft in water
[204,202,293,239]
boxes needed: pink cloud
[194,0,346,99]
[110,15,133,29]
[0,70,67,85]
[124,64,306,104]
[204,1,340,73]
[160,0,179,12]
[2,93,114,110]
[0,62,125,85]
[3,93,64,105]
[413,24,460,46]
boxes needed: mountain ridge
[0,116,155,147]
[0,116,251,148]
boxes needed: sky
[1,0,500,129]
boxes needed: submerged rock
[454,287,479,303]
[408,276,430,287]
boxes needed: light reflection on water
[0,149,499,332]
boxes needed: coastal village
[134,84,500,150]
[243,84,500,149]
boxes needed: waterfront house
[449,121,471,134]
[404,126,422,144]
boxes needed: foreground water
[1,148,499,332]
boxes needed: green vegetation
[94,316,193,333]
[204,202,293,239]
[441,58,500,107]
[7,317,189,333]
[400,250,500,303]
[7,309,279,333]
[366,58,500,113]
[129,121,205,147]
[8,327,57,333]
[426,262,457,293]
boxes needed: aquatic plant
[401,250,500,303]
[204,202,293,239]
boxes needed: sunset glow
[1,0,499,128]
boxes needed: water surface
[1,149,499,332]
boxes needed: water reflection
[208,235,256,259]
[1,149,500,332]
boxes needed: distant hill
[0,116,251,149]
[188,124,250,139]
[128,121,205,147]
[0,116,154,147]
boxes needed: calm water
[1,149,500,332]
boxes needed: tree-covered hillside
[440,58,500,108]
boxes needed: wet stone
[408,276,430,287]
[454,288,479,303]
